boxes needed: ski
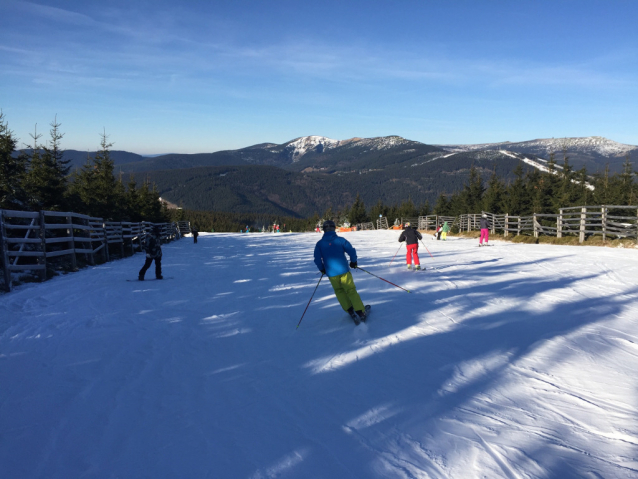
[127,277,173,282]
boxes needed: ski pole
[419,239,434,259]
[388,243,402,267]
[296,274,324,329]
[355,267,411,293]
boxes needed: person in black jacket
[192,228,199,244]
[398,222,423,270]
[139,227,163,280]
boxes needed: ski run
[1,230,638,479]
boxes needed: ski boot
[356,308,368,323]
[156,275,163,280]
[407,264,412,270]
[415,265,421,271]
[138,274,145,281]
[347,307,361,325]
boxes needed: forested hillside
[146,152,527,216]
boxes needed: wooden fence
[0,208,181,292]
[356,222,376,231]
[176,221,191,235]
[375,215,457,230]
[376,217,389,230]
[458,205,638,243]
[417,215,457,230]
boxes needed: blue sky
[1,0,637,154]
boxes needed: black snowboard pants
[139,257,162,279]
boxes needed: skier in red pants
[398,222,423,270]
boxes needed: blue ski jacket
[314,231,358,277]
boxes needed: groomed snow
[2,231,638,478]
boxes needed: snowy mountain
[438,136,638,172]
[2,232,638,478]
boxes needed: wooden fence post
[601,206,607,242]
[86,217,95,266]
[557,209,563,238]
[38,211,47,281]
[517,217,521,236]
[579,207,587,243]
[0,210,11,292]
[533,213,538,238]
[66,214,77,271]
[504,214,508,238]
[103,222,110,263]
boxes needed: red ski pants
[406,244,420,265]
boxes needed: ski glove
[349,262,357,269]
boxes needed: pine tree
[482,169,505,213]
[0,111,29,209]
[68,130,124,219]
[348,193,368,224]
[433,193,450,215]
[369,198,388,220]
[617,154,636,205]
[23,124,44,209]
[397,198,417,217]
[417,200,431,216]
[24,118,70,211]
[573,166,593,206]
[553,155,576,210]
[505,162,528,215]
[126,175,142,221]
[461,165,485,213]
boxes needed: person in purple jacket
[314,220,368,324]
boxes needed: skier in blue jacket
[314,220,368,324]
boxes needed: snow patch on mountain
[283,136,341,162]
[438,137,637,159]
[282,135,415,162]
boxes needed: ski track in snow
[1,231,638,478]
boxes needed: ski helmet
[322,220,336,231]
[404,222,410,227]
[482,213,487,218]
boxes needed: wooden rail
[417,215,456,231]
[0,209,181,292]
[458,205,638,243]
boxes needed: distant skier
[479,213,490,246]
[314,220,369,324]
[398,222,423,270]
[435,225,442,240]
[245,225,250,233]
[139,226,163,280]
[192,228,199,244]
[441,221,450,241]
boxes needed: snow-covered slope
[2,232,638,478]
[439,136,638,159]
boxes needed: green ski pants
[328,271,365,312]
